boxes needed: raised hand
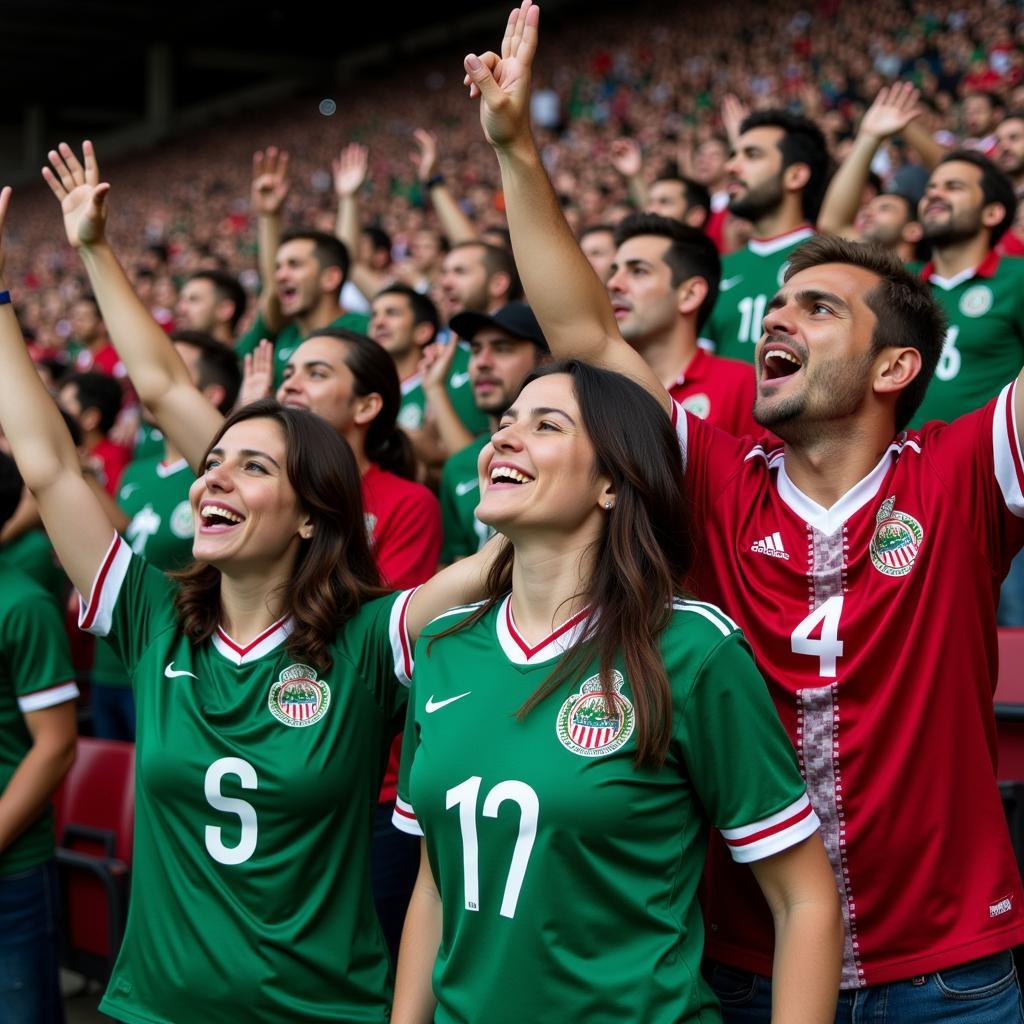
[0,185,10,281]
[721,93,750,147]
[251,146,290,217]
[419,337,459,395]
[333,143,368,198]
[859,82,921,141]
[239,339,275,406]
[41,141,111,249]
[410,129,439,183]
[463,0,540,150]
[610,138,643,178]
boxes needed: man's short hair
[937,149,1018,245]
[784,236,947,432]
[362,225,392,254]
[449,240,523,302]
[63,372,123,434]
[613,213,722,330]
[739,109,832,222]
[373,284,440,342]
[186,270,247,332]
[279,229,350,282]
[171,330,242,413]
[579,223,616,242]
[652,174,712,215]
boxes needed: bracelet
[425,174,445,189]
[0,290,10,306]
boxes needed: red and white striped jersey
[681,382,1024,986]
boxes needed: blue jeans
[707,950,1024,1023]
[0,859,65,1024]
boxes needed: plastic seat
[55,737,135,983]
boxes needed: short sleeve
[677,630,818,864]
[3,592,77,713]
[345,589,417,720]
[392,682,423,837]
[77,534,178,672]
[925,382,1024,575]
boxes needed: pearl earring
[604,501,613,510]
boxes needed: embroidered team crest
[681,393,711,419]
[556,670,634,757]
[398,404,424,430]
[268,664,331,727]
[170,500,194,539]
[869,495,923,577]
[959,285,993,318]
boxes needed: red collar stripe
[504,600,590,659]
[216,617,288,656]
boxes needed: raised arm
[818,83,920,237]
[333,143,387,300]
[42,142,224,472]
[251,147,290,333]
[412,129,480,246]
[610,137,648,211]
[0,186,119,598]
[464,2,665,406]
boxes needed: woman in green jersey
[392,361,843,1024]
[0,183,487,1024]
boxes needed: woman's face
[476,373,612,540]
[189,417,311,571]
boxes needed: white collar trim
[495,595,591,665]
[748,226,814,257]
[212,616,294,665]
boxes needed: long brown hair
[172,399,385,669]
[435,361,694,767]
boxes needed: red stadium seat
[55,737,135,983]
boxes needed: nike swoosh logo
[120,483,139,498]
[164,663,198,679]
[719,275,744,291]
[450,371,470,388]
[454,479,478,497]
[425,691,471,713]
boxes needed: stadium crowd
[5,0,1024,1021]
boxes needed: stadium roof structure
[2,0,584,184]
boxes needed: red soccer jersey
[362,463,442,805]
[668,348,760,438]
[679,384,1024,987]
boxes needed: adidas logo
[750,531,790,560]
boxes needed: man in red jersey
[465,4,1024,1018]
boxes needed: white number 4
[791,595,844,677]
[446,776,539,919]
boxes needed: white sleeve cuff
[389,588,417,687]
[720,792,820,864]
[78,534,131,638]
[392,795,423,836]
[18,681,80,713]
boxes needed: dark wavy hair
[433,360,693,767]
[305,327,417,480]
[171,399,384,670]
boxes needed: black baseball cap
[449,301,549,351]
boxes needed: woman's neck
[217,567,291,645]
[508,534,599,648]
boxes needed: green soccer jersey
[0,529,67,608]
[133,421,164,463]
[236,310,371,388]
[92,457,196,688]
[82,535,414,1023]
[398,344,490,438]
[439,436,491,563]
[0,564,77,875]
[703,227,815,362]
[396,597,817,1024]
[911,253,1024,427]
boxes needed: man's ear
[677,275,709,320]
[873,346,923,400]
[321,265,344,294]
[783,162,811,193]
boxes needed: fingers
[514,0,539,64]
[41,166,65,200]
[464,52,502,103]
[91,182,111,218]
[500,6,519,61]
[82,140,100,185]
[59,142,86,183]
[46,147,77,193]
[0,185,10,235]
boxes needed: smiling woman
[391,360,843,1024]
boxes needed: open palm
[41,141,109,249]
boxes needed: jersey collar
[400,372,423,395]
[669,348,710,389]
[212,616,294,665]
[919,249,1000,290]
[156,457,190,478]
[496,595,591,665]
[773,436,917,536]
[747,225,814,257]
